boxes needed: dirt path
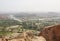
[32,36,46,41]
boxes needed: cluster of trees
[0,19,58,36]
[0,19,21,27]
[0,19,57,31]
[21,20,57,31]
[0,19,21,35]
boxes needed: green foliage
[0,19,58,36]
[0,19,21,27]
[0,31,12,36]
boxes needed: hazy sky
[0,0,60,13]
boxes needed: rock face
[39,24,60,41]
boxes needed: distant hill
[34,12,60,17]
[0,14,9,19]
[13,12,60,18]
[0,12,60,18]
